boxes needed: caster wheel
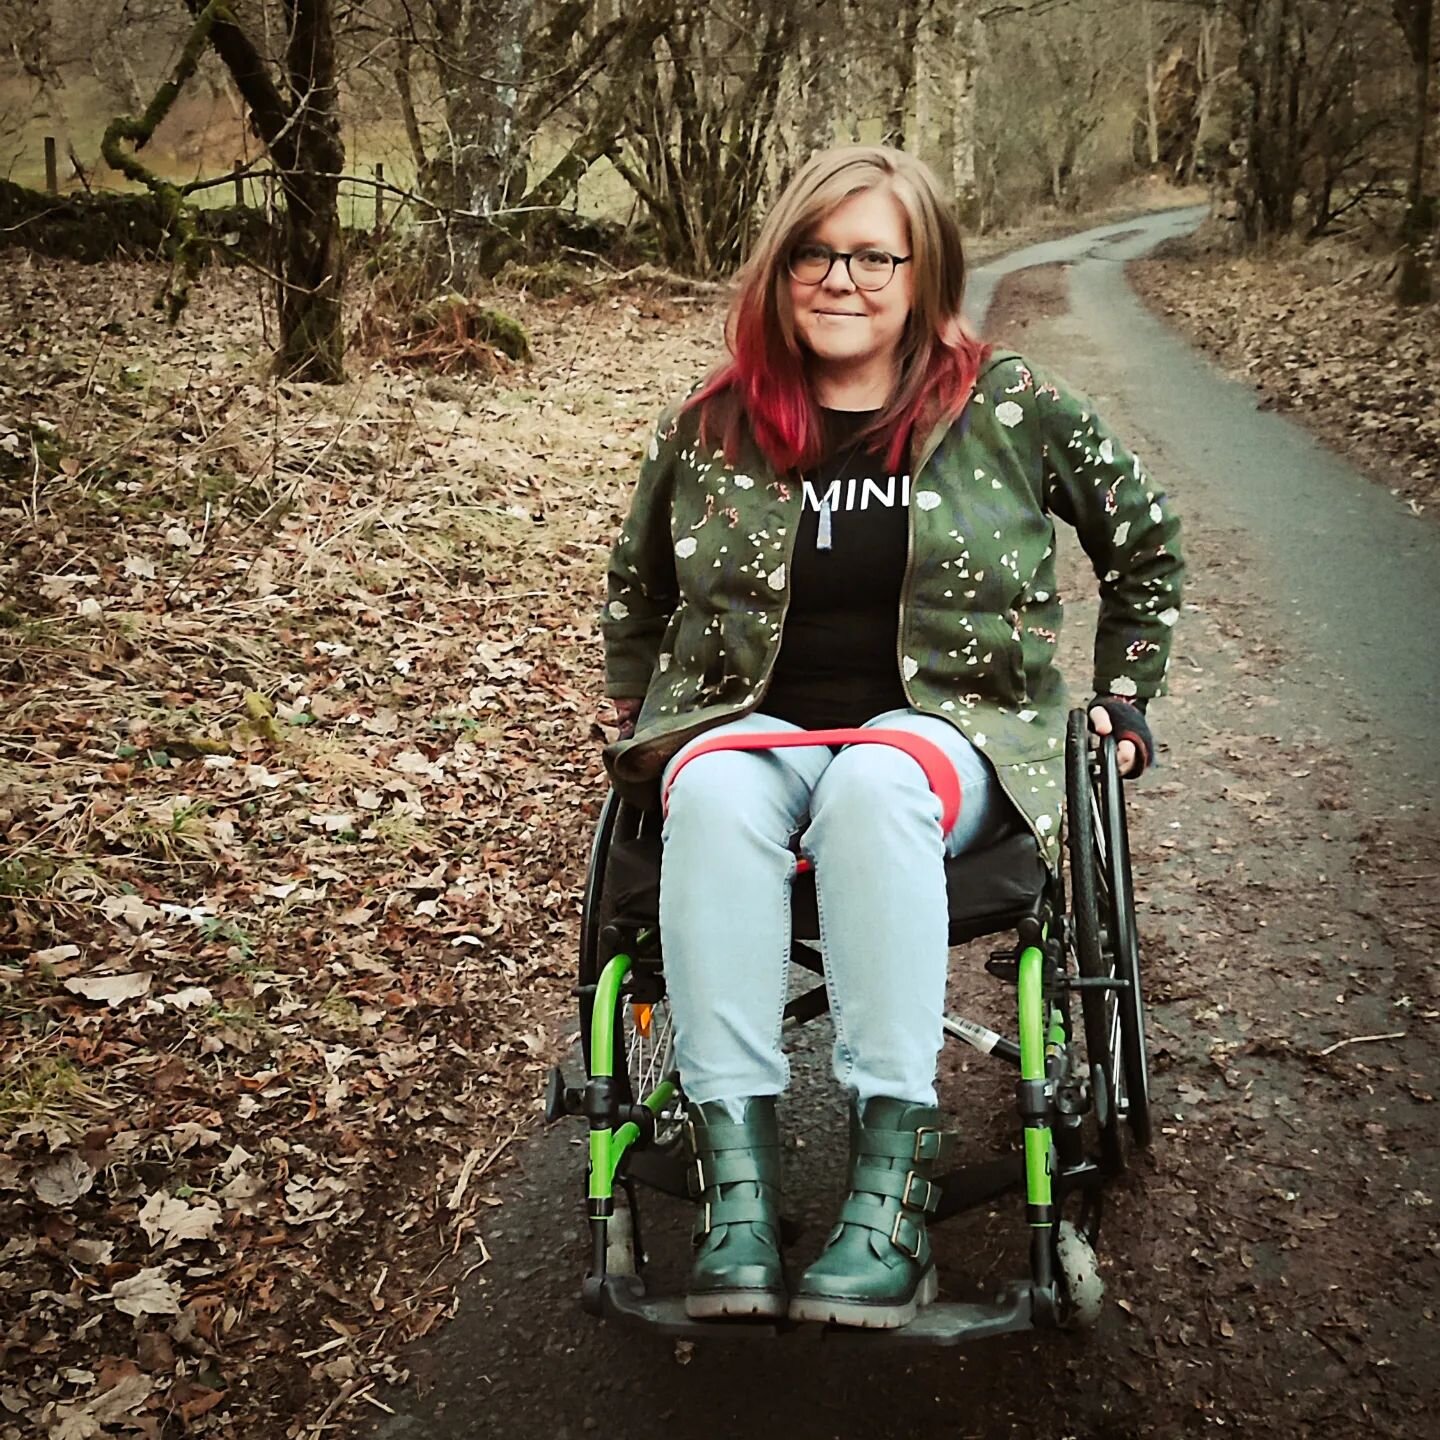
[1053,1219,1104,1329]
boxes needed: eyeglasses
[787,243,912,292]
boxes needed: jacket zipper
[740,479,803,716]
[895,418,948,705]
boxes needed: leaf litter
[0,253,720,1438]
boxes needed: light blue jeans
[659,709,1010,1119]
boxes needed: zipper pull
[817,497,832,551]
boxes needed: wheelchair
[545,707,1152,1345]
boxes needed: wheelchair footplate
[589,1272,1036,1347]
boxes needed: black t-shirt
[761,409,911,730]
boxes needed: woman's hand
[613,698,642,741]
[1087,698,1154,778]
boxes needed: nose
[819,255,857,293]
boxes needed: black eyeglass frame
[786,245,914,292]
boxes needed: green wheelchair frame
[546,709,1151,1344]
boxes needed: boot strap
[855,1126,953,1162]
[693,1194,776,1239]
[837,1197,928,1261]
[685,1116,779,1154]
[850,1163,939,1213]
[690,1149,776,1192]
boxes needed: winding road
[362,209,1438,1440]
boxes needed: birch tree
[420,0,529,277]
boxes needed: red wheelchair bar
[661,728,963,872]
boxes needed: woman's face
[787,186,915,380]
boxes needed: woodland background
[0,2,1435,1438]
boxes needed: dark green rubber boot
[685,1098,787,1320]
[788,1097,950,1329]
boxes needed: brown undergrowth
[0,255,718,1438]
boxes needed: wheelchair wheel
[578,794,684,1151]
[1065,711,1127,1174]
[1096,734,1152,1148]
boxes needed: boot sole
[788,1265,939,1329]
[685,1288,788,1321]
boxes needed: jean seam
[772,851,797,1092]
[803,843,854,1093]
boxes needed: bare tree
[192,0,347,380]
[412,0,529,277]
[1393,0,1434,302]
[1231,0,1412,244]
[609,0,799,274]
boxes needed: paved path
[973,206,1439,764]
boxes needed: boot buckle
[901,1171,936,1212]
[889,1210,924,1260]
[692,1200,714,1242]
[912,1126,944,1161]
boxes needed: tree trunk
[188,0,346,380]
[951,9,980,224]
[391,4,428,186]
[428,0,528,283]
[1395,0,1434,304]
[796,16,843,162]
[880,0,922,150]
[1144,0,1161,167]
[276,0,345,382]
[1238,0,1304,244]
[1185,3,1221,186]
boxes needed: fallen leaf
[100,894,160,932]
[29,944,81,965]
[137,1191,222,1249]
[157,986,213,1010]
[109,1267,183,1317]
[30,1153,96,1207]
[63,972,153,1007]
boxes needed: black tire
[578,795,684,1148]
[1097,739,1152,1148]
[1065,711,1126,1175]
[578,791,624,1071]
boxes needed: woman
[599,146,1183,1329]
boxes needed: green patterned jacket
[599,351,1184,864]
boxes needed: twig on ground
[1317,1031,1407,1057]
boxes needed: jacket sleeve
[600,411,681,699]
[1032,366,1184,703]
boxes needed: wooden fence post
[374,162,384,235]
[44,136,58,193]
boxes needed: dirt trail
[362,227,1439,1440]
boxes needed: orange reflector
[632,1004,654,1038]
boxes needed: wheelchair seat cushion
[603,821,1047,948]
